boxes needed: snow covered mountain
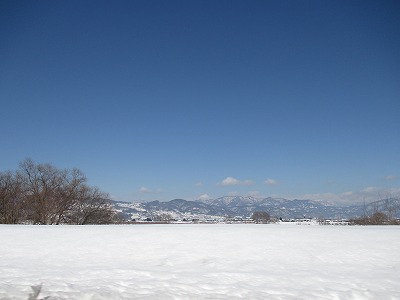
[199,196,353,219]
[111,196,400,221]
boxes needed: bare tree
[68,186,114,225]
[18,159,66,224]
[155,213,173,222]
[251,211,271,224]
[53,168,87,224]
[0,158,116,225]
[370,211,388,225]
[352,195,400,225]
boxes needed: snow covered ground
[0,224,399,300]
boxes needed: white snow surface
[0,224,399,299]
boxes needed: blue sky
[1,0,399,204]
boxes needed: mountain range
[112,196,400,221]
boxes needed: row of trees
[350,196,400,225]
[351,211,400,225]
[0,159,115,224]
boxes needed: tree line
[0,159,115,224]
[350,211,400,225]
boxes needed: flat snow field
[0,225,399,300]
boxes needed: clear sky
[1,0,399,205]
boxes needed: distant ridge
[112,196,400,221]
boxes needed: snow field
[0,224,399,299]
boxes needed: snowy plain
[0,224,399,300]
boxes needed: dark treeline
[0,159,115,224]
